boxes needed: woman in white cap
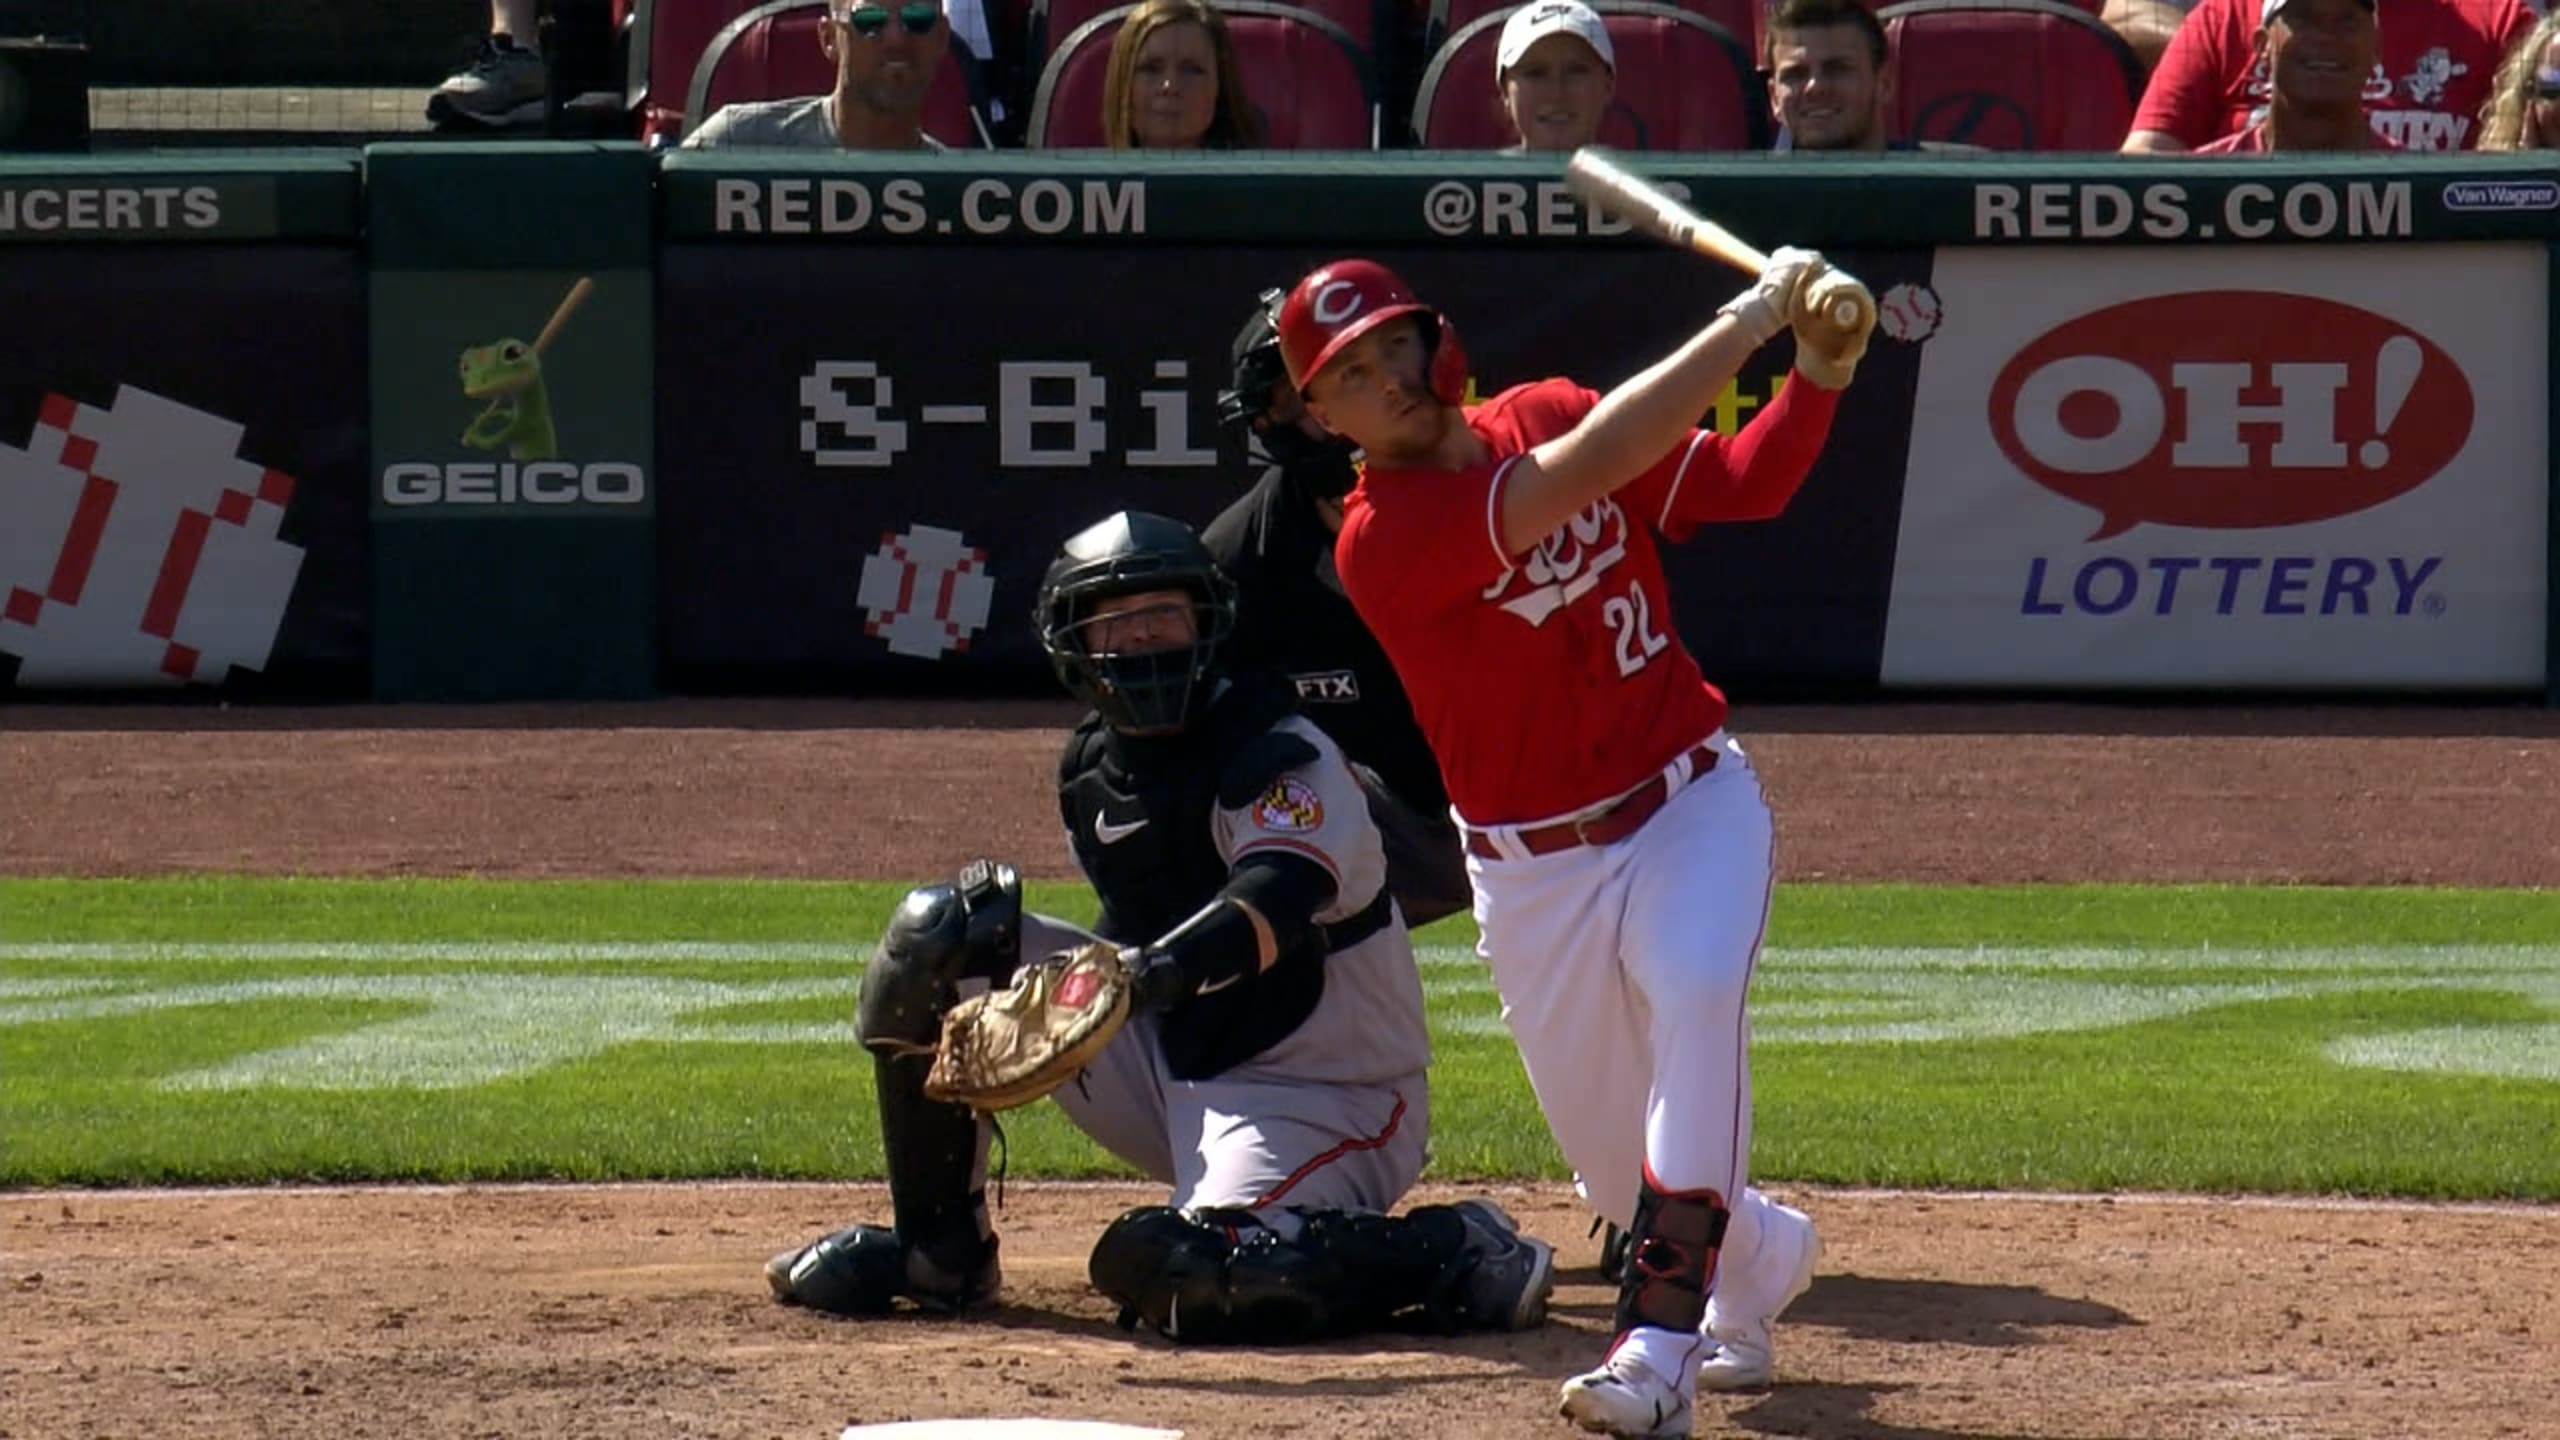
[1497,0,1617,151]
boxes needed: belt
[1463,741,1720,861]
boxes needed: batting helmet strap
[1278,258,1471,408]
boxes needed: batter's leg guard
[1610,1168,1731,1342]
[1087,1204,1476,1344]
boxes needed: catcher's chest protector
[1057,678,1328,1080]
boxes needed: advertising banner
[1880,244,2548,689]
[366,265,656,701]
[368,269,653,518]
[0,246,369,693]
[654,244,1933,695]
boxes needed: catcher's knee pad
[1089,1206,1336,1345]
[1613,1172,1730,1337]
[768,1223,999,1317]
[857,857,1023,1050]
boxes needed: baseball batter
[1279,254,1875,1436]
[763,510,1555,1345]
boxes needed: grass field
[5,876,2556,1199]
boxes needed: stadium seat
[680,0,994,146]
[1028,1,1378,147]
[1412,1,1765,150]
[1424,0,1760,64]
[1872,0,2144,151]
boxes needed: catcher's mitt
[923,941,1134,1112]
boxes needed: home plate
[849,1414,1187,1424]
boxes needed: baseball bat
[1562,147,1869,332]
[533,276,596,355]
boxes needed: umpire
[1205,288,1473,930]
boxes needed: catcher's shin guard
[1088,1204,1472,1344]
[1611,1169,1731,1340]
[852,860,1020,1287]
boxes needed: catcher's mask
[1216,288,1360,498]
[1036,510,1238,736]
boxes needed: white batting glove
[1716,246,1825,348]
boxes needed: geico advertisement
[1882,246,2547,688]
[369,271,653,516]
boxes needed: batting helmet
[1035,511,1238,735]
[1276,259,1471,407]
[1217,288,1360,494]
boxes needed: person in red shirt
[2124,0,2530,150]
[2194,0,2406,149]
[1274,251,1873,1437]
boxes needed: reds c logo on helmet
[1277,258,1471,407]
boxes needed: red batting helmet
[1276,259,1471,407]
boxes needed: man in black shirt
[1204,289,1473,930]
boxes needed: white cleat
[1696,1221,1822,1392]
[1559,1351,1692,1438]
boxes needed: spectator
[427,0,546,130]
[2477,9,2560,147]
[1102,0,1262,148]
[682,0,952,149]
[2104,0,2192,74]
[1764,0,1913,151]
[2193,0,2400,149]
[2124,0,2530,151]
[1496,0,1616,152]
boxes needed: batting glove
[1717,246,1824,348]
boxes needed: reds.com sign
[1989,291,2473,542]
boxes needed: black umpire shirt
[1202,465,1450,822]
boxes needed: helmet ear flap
[1427,316,1470,407]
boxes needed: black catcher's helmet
[1216,288,1360,495]
[1035,511,1239,734]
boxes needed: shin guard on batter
[1612,1171,1730,1341]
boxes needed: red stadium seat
[1873,0,2144,151]
[1412,1,1766,150]
[680,0,993,146]
[1425,0,1759,63]
[1028,0,1395,68]
[1028,1,1379,148]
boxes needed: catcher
[763,509,1558,1344]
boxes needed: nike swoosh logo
[1094,812,1149,845]
[1194,972,1241,996]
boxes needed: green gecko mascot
[457,276,594,462]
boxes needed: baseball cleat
[1451,1199,1558,1331]
[1696,1219,1822,1392]
[1559,1351,1692,1438]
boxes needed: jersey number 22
[1602,582,1670,677]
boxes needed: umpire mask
[1036,511,1239,736]
[1217,289,1360,500]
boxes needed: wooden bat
[1563,147,1869,332]
[533,276,596,355]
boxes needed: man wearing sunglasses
[682,0,953,149]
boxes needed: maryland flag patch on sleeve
[1250,777,1324,833]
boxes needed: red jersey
[2191,119,2407,151]
[2131,0,2529,152]
[1335,375,1839,826]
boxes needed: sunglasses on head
[842,0,941,35]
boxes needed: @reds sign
[856,523,996,660]
[1988,292,2473,541]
